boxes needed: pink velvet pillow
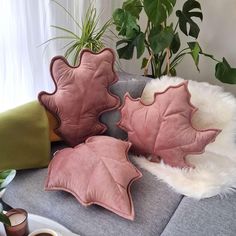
[45,136,142,220]
[38,48,120,147]
[118,82,221,168]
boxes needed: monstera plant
[113,0,236,84]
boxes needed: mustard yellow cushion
[0,101,50,170]
[45,110,62,142]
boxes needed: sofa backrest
[101,72,151,140]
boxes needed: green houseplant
[44,1,111,66]
[0,169,16,226]
[112,0,236,84]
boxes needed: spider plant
[43,1,112,66]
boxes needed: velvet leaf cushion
[118,82,221,168]
[45,136,142,220]
[38,48,120,147]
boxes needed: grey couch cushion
[3,152,182,236]
[3,72,183,236]
[101,72,151,140]
[161,195,236,236]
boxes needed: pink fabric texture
[38,48,120,147]
[45,136,142,220]
[118,82,221,168]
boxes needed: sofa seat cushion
[161,194,236,236]
[3,156,182,236]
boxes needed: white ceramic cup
[28,228,58,236]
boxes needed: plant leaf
[141,57,149,69]
[176,0,203,38]
[64,42,80,59]
[215,58,236,84]
[51,0,81,31]
[116,39,135,59]
[135,32,145,58]
[51,25,79,39]
[0,170,16,189]
[0,212,11,226]
[187,41,202,71]
[170,67,177,76]
[143,0,176,25]
[149,27,174,54]
[170,32,181,54]
[43,2,110,65]
[112,9,139,38]
[122,0,143,19]
[116,32,145,59]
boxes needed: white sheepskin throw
[133,76,236,199]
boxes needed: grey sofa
[3,72,236,236]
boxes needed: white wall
[116,0,236,95]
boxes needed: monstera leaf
[149,26,174,54]
[45,136,142,220]
[118,82,220,168]
[112,8,139,38]
[176,0,203,38]
[144,0,176,25]
[215,58,236,84]
[116,32,145,59]
[122,0,142,19]
[38,48,120,147]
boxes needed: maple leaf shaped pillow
[118,82,221,168]
[38,48,120,147]
[45,136,142,220]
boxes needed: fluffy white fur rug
[133,76,236,199]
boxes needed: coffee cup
[28,228,58,236]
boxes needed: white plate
[0,213,79,236]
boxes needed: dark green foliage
[143,0,176,25]
[176,0,203,38]
[215,58,236,84]
[112,0,236,84]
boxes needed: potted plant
[112,0,236,84]
[0,204,10,226]
[0,169,16,226]
[43,1,112,66]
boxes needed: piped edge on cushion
[45,136,142,220]
[38,48,121,146]
[117,81,222,168]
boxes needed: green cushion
[0,101,50,170]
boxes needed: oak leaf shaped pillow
[38,48,120,147]
[45,136,142,220]
[118,82,221,168]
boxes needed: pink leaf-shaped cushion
[118,82,221,168]
[45,136,142,220]
[38,48,120,147]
